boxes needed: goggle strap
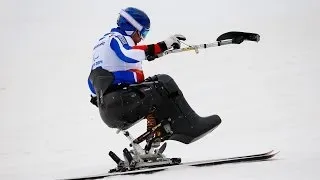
[119,10,143,32]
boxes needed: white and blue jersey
[88,28,167,96]
[88,28,145,95]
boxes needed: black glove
[90,95,98,107]
[146,55,157,61]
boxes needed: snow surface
[0,0,320,179]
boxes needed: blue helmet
[117,7,150,38]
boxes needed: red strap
[132,44,162,55]
[153,44,162,54]
[132,45,148,50]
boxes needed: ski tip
[271,151,280,156]
[266,150,280,160]
[267,150,274,154]
[268,150,280,155]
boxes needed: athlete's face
[131,31,142,44]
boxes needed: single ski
[61,150,278,180]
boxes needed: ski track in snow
[0,0,320,180]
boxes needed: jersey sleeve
[110,36,146,63]
[132,42,167,58]
[110,35,168,62]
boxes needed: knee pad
[156,74,181,98]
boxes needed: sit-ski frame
[108,128,180,172]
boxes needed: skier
[88,7,221,148]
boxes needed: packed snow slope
[0,0,319,179]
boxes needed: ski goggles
[139,28,149,39]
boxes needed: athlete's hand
[164,34,186,50]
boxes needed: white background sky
[0,0,320,179]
